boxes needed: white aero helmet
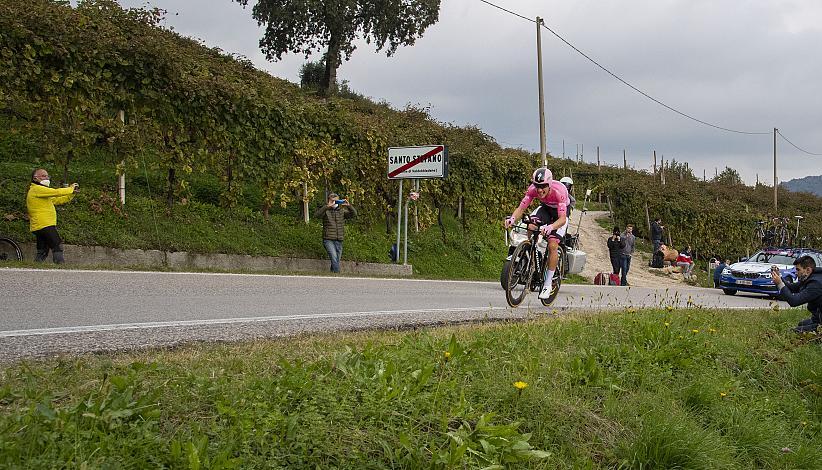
[559,176,573,186]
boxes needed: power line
[776,129,822,156]
[477,0,534,23]
[477,0,771,136]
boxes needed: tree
[233,0,441,96]
[715,166,743,186]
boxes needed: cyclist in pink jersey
[504,167,570,299]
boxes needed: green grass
[1,307,819,468]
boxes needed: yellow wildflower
[513,381,528,390]
[443,351,451,361]
[664,322,670,327]
[720,392,727,397]
[691,329,699,334]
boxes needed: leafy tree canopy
[233,0,441,95]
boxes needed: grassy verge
[2,307,819,468]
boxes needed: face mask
[39,179,50,187]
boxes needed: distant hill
[782,175,822,197]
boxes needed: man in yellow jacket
[26,168,78,264]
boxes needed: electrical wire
[477,0,771,136]
[776,129,822,156]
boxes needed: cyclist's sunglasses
[533,182,550,189]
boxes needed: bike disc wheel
[0,238,23,262]
[505,240,532,307]
[541,245,564,306]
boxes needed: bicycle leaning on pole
[0,235,23,262]
[0,179,24,262]
[503,214,564,308]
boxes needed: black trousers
[609,254,620,274]
[33,225,64,264]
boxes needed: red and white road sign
[388,145,448,179]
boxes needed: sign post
[388,145,448,265]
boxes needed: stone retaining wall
[19,243,413,277]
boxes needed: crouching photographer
[770,255,822,333]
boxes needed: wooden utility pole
[773,127,778,212]
[536,17,547,167]
[653,150,657,178]
[661,155,666,185]
[117,110,126,205]
[703,169,706,182]
[623,150,627,169]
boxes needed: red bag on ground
[608,274,621,286]
[594,272,608,285]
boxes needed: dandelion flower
[692,329,699,334]
[720,392,727,397]
[664,322,670,327]
[443,351,451,361]
[666,306,674,312]
[513,381,528,390]
[709,328,717,333]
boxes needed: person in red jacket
[676,249,695,279]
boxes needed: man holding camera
[26,168,79,264]
[651,217,664,254]
[314,192,356,273]
[770,255,822,333]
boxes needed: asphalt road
[0,268,780,361]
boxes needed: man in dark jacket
[619,224,636,286]
[770,255,822,333]
[650,218,664,254]
[314,192,357,273]
[606,227,621,275]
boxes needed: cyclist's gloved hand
[539,224,553,237]
[504,216,516,228]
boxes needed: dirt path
[572,210,686,287]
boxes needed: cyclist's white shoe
[538,284,553,300]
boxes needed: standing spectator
[619,224,636,286]
[770,255,822,333]
[650,217,664,254]
[314,192,356,273]
[26,168,78,264]
[713,258,729,288]
[607,226,622,275]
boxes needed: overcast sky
[110,0,822,184]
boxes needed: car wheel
[722,288,737,296]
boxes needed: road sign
[388,145,448,179]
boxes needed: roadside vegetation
[1,306,820,468]
[2,0,821,281]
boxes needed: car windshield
[751,251,796,265]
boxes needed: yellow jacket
[26,183,75,232]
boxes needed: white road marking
[0,307,512,337]
[0,267,498,285]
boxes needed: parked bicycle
[0,235,23,262]
[752,216,791,249]
[503,215,564,308]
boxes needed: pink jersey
[518,180,569,216]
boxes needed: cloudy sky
[111,0,822,184]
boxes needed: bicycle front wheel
[505,240,533,307]
[0,237,23,262]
